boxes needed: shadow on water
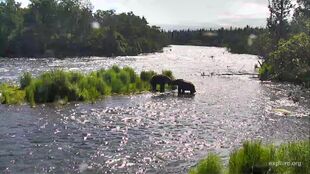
[151,91,195,100]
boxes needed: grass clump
[229,141,275,174]
[274,141,310,174]
[20,72,32,89]
[162,70,175,80]
[190,141,310,174]
[0,84,25,104]
[4,65,174,106]
[189,153,223,174]
[0,66,174,106]
[140,70,157,82]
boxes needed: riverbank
[189,141,310,174]
[0,66,174,106]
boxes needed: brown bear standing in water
[149,75,172,92]
[171,79,196,94]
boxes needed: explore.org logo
[269,161,303,167]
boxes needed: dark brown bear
[149,75,172,92]
[171,79,196,94]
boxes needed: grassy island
[0,66,174,106]
[189,141,310,174]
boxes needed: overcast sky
[16,0,270,30]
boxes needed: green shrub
[263,33,310,84]
[189,153,223,174]
[259,63,274,81]
[298,71,310,87]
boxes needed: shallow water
[0,45,309,173]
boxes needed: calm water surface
[0,45,309,173]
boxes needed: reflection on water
[0,45,309,173]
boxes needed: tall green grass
[0,84,25,105]
[0,66,174,106]
[190,141,310,174]
[189,153,223,174]
[162,70,175,80]
[140,70,157,82]
[229,141,275,174]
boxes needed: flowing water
[0,45,309,174]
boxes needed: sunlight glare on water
[0,45,309,173]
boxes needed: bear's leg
[152,84,157,92]
[160,84,165,93]
[178,87,182,94]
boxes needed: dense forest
[169,0,310,86]
[167,27,266,55]
[0,0,169,57]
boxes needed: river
[0,45,309,173]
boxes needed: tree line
[167,27,266,55]
[0,0,169,57]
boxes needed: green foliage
[0,0,168,58]
[259,63,274,81]
[190,141,310,174]
[258,1,309,86]
[168,27,266,55]
[189,153,223,174]
[162,70,175,80]
[252,32,273,58]
[168,0,308,88]
[1,66,172,105]
[229,141,275,174]
[119,70,130,84]
[261,33,310,83]
[267,0,293,43]
[0,0,24,57]
[275,141,310,174]
[140,70,157,82]
[111,65,121,73]
[123,66,137,83]
[0,84,25,104]
[20,72,32,89]
[291,0,310,34]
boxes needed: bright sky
[16,0,270,30]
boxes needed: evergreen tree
[267,0,293,44]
